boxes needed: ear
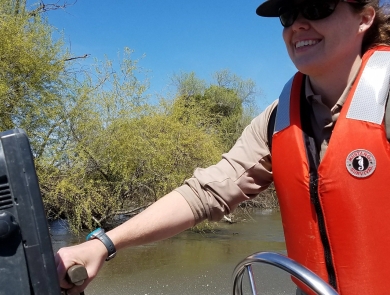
[359,6,376,32]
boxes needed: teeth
[295,40,318,49]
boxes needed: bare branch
[29,0,78,16]
[64,54,90,62]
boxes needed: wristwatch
[86,228,117,261]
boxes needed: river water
[51,210,297,295]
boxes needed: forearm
[56,191,195,292]
[106,190,195,251]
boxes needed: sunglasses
[278,0,363,28]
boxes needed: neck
[308,55,362,108]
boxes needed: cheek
[327,22,359,51]
[282,28,289,45]
[282,29,293,54]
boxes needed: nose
[290,13,310,31]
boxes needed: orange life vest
[272,46,390,295]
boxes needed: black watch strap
[86,228,116,261]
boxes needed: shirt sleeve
[174,100,278,224]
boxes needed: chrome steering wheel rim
[232,252,339,295]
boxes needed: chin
[291,52,328,74]
[294,61,325,76]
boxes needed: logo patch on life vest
[346,149,376,178]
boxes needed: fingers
[55,240,107,293]
[56,251,74,289]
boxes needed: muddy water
[51,210,297,295]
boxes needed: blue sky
[41,0,297,111]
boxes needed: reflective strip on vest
[346,51,390,124]
[276,51,390,130]
[274,76,294,133]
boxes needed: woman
[56,0,390,294]
[258,0,390,294]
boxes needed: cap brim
[256,0,289,17]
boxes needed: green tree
[0,0,79,162]
[40,50,224,233]
[171,70,259,151]
[0,0,123,231]
[39,49,148,231]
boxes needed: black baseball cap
[256,0,290,17]
[256,0,372,16]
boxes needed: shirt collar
[304,66,361,113]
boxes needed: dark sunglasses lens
[279,6,298,27]
[278,0,339,27]
[302,0,338,20]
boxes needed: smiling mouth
[295,39,320,49]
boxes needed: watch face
[86,228,104,241]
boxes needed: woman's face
[282,1,365,76]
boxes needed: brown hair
[351,0,390,53]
